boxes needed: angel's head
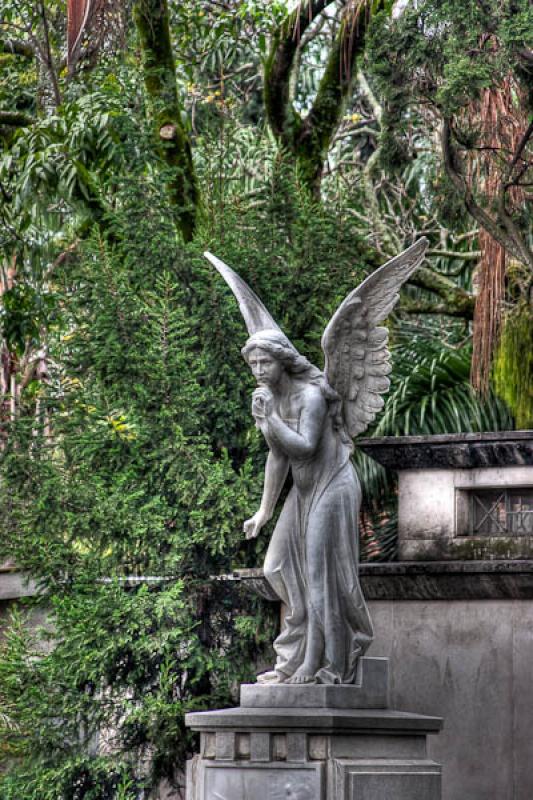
[242,329,318,389]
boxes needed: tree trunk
[133,0,199,242]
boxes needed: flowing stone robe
[263,381,373,684]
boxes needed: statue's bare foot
[287,665,318,684]
[257,670,288,684]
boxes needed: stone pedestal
[185,658,443,800]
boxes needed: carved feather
[322,238,428,438]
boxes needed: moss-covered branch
[264,0,386,195]
[399,298,473,318]
[133,0,199,242]
[0,37,35,58]
[407,265,475,320]
[296,0,385,193]
[264,0,329,147]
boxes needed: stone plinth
[186,707,442,800]
[185,658,443,800]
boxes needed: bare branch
[39,0,62,107]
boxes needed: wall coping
[358,430,533,470]
[0,571,39,601]
[6,560,533,603]
[227,561,533,601]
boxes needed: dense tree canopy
[0,0,529,797]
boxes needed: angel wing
[321,238,428,438]
[204,251,282,336]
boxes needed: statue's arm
[244,447,289,540]
[265,388,326,460]
[260,448,290,519]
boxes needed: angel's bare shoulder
[291,382,326,411]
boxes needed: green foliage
[0,283,53,356]
[494,303,533,429]
[366,0,532,168]
[0,582,275,798]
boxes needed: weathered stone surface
[399,535,533,561]
[0,571,39,600]
[367,598,533,800]
[250,732,271,762]
[202,762,323,800]
[215,732,235,761]
[240,657,389,709]
[358,430,533,470]
[395,464,533,560]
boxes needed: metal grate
[469,488,533,536]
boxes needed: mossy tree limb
[264,0,329,147]
[406,266,475,320]
[0,110,35,127]
[133,0,199,242]
[264,0,386,196]
[0,37,35,58]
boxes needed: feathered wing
[321,238,428,438]
[204,251,282,336]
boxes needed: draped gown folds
[263,392,373,685]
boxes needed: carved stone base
[240,657,389,709]
[185,659,443,800]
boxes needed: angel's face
[247,347,283,389]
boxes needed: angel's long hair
[242,330,347,438]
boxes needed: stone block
[308,735,327,760]
[329,734,426,760]
[215,732,235,761]
[201,734,215,759]
[186,700,442,799]
[250,732,271,762]
[334,758,441,800]
[286,733,307,762]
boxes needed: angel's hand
[243,509,269,540]
[252,387,274,420]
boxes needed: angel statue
[205,238,428,686]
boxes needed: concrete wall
[367,598,533,800]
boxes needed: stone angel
[205,238,428,686]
